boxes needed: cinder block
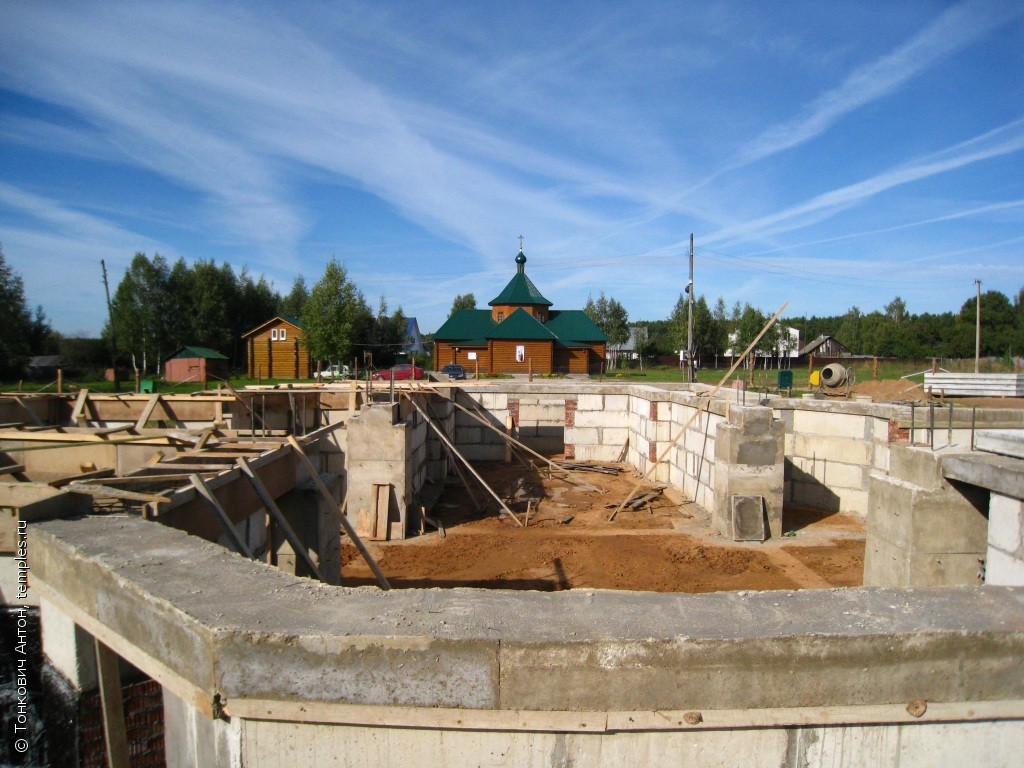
[601,427,630,447]
[574,409,630,428]
[455,426,482,444]
[985,547,1024,586]
[987,493,1023,554]
[791,433,871,465]
[605,395,629,412]
[569,427,599,445]
[792,409,866,440]
[577,394,604,411]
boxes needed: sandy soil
[342,459,865,594]
[849,378,1024,408]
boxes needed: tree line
[107,252,409,376]
[638,289,1024,366]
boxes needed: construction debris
[556,460,621,475]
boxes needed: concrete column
[864,445,988,587]
[712,405,785,539]
[346,404,409,540]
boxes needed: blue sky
[1,1,1022,336]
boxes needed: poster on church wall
[516,345,525,362]
[467,352,477,360]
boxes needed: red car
[371,364,424,381]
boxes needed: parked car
[315,364,350,380]
[371,363,424,381]
[440,364,467,380]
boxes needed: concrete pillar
[346,404,409,540]
[986,492,1024,585]
[864,445,988,587]
[712,405,785,539]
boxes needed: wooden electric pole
[101,260,121,392]
[687,233,694,383]
[975,278,981,374]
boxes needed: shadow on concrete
[784,458,841,515]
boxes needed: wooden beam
[70,388,90,426]
[189,473,256,559]
[94,638,131,768]
[404,394,523,527]
[0,463,26,476]
[134,394,162,430]
[48,468,116,488]
[67,484,171,504]
[609,301,788,521]
[285,435,390,590]
[237,457,323,581]
[150,463,236,472]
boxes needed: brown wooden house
[434,251,607,375]
[242,315,311,379]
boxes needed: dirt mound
[850,378,928,403]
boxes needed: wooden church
[433,250,607,374]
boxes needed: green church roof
[433,309,496,341]
[545,310,607,343]
[488,251,552,307]
[488,308,559,340]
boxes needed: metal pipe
[928,402,934,451]
[948,402,954,447]
[971,407,977,451]
[910,403,915,445]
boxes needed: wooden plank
[609,302,788,521]
[48,468,115,488]
[70,388,90,426]
[134,393,162,430]
[67,484,171,504]
[0,463,26,475]
[94,638,131,768]
[286,435,390,590]
[96,425,134,437]
[189,473,256,559]
[237,457,322,581]
[404,395,523,527]
[88,472,216,485]
[373,483,390,541]
[150,463,236,472]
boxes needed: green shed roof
[164,346,229,361]
[433,309,496,341]
[545,310,607,343]
[488,308,559,340]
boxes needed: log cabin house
[434,250,607,375]
[242,315,311,379]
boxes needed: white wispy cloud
[705,117,1024,246]
[729,0,1023,167]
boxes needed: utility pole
[101,260,121,392]
[975,278,981,374]
[687,233,695,383]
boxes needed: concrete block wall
[454,391,509,461]
[987,492,1024,585]
[776,403,892,516]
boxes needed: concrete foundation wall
[236,718,1024,768]
[27,516,1024,768]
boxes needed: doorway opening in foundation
[341,454,865,593]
